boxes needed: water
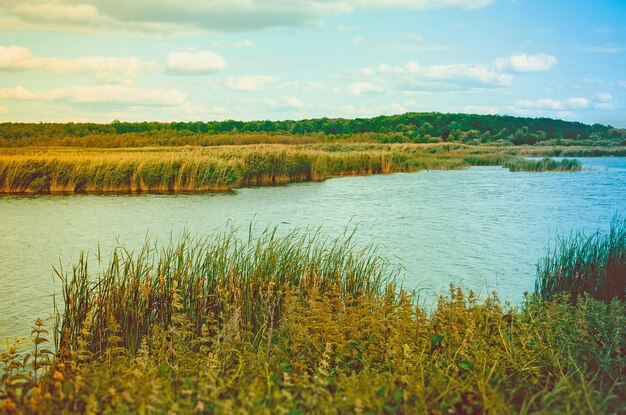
[1,157,625,340]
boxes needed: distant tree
[462,129,481,143]
[418,122,434,137]
[481,131,492,143]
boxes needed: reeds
[4,289,624,413]
[535,218,626,303]
[54,227,398,356]
[511,146,626,158]
[503,157,582,172]
[0,144,507,194]
[2,228,625,413]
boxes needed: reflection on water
[1,157,625,339]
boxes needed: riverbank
[1,227,624,414]
[0,143,587,195]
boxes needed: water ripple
[1,157,625,339]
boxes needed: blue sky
[0,0,625,126]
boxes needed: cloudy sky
[0,0,625,126]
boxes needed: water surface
[1,157,625,339]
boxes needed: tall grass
[2,228,624,413]
[54,227,397,356]
[511,146,626,158]
[503,157,582,172]
[0,144,507,194]
[535,218,626,303]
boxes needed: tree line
[1,112,624,148]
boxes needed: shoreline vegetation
[2,113,626,149]
[2,112,623,195]
[1,223,625,414]
[502,157,582,172]
[1,144,585,195]
[0,113,626,195]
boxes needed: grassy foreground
[0,144,583,195]
[2,228,624,414]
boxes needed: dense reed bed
[0,144,508,194]
[0,131,331,149]
[502,157,582,172]
[2,228,625,414]
[510,146,626,158]
[54,227,396,355]
[536,218,626,303]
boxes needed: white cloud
[0,2,188,34]
[0,85,187,106]
[464,105,500,115]
[0,45,157,81]
[0,105,8,114]
[594,102,616,110]
[210,39,255,49]
[514,98,564,110]
[353,36,364,47]
[375,37,451,52]
[513,97,590,111]
[9,2,102,25]
[0,45,32,68]
[555,111,575,119]
[493,53,557,73]
[510,93,621,115]
[0,0,494,34]
[506,95,624,119]
[159,102,230,121]
[505,105,574,119]
[576,45,626,53]
[232,39,255,48]
[226,75,280,92]
[591,92,617,110]
[595,92,613,102]
[405,33,424,42]
[359,60,512,90]
[165,51,227,75]
[0,86,38,100]
[282,96,305,109]
[339,24,360,32]
[346,82,385,96]
[263,96,305,110]
[280,81,327,92]
[340,101,418,117]
[106,111,129,119]
[566,97,591,109]
[355,0,492,10]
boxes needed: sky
[0,0,625,126]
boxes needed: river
[1,157,625,340]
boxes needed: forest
[1,112,625,148]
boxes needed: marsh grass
[2,228,625,414]
[0,144,507,194]
[511,146,626,158]
[536,218,626,303]
[54,227,397,355]
[502,157,582,172]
